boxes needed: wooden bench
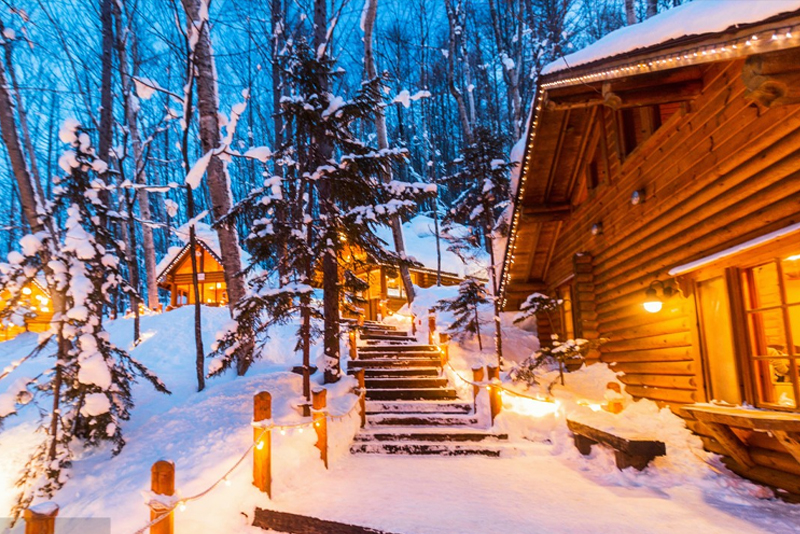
[566,419,667,470]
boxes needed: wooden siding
[508,52,800,496]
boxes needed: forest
[0,0,685,518]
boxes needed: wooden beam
[743,48,800,108]
[546,81,704,111]
[773,431,800,466]
[699,421,755,468]
[521,203,572,221]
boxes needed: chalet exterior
[351,216,488,321]
[157,223,235,309]
[501,5,800,496]
[0,278,53,341]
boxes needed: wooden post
[349,329,357,360]
[487,365,502,425]
[428,308,436,345]
[24,503,58,534]
[411,313,416,336]
[355,369,366,428]
[149,460,175,534]
[253,391,272,497]
[439,333,450,365]
[472,365,485,412]
[312,388,328,468]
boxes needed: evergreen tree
[443,125,514,364]
[435,278,491,351]
[0,121,168,519]
[210,40,431,397]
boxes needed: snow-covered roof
[543,0,800,76]
[373,215,489,280]
[156,222,252,281]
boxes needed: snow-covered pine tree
[435,277,490,351]
[443,125,514,364]
[210,39,432,391]
[0,121,168,519]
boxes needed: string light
[499,23,800,302]
[178,502,186,512]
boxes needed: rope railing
[444,361,556,404]
[128,390,363,534]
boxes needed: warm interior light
[786,254,800,262]
[216,283,222,288]
[643,287,662,313]
[21,287,32,295]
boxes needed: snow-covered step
[350,367,441,378]
[359,344,438,353]
[354,428,508,443]
[356,351,443,360]
[350,442,503,457]
[365,401,472,415]
[348,358,442,369]
[365,388,458,401]
[364,377,449,389]
[367,413,480,427]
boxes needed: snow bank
[544,0,800,75]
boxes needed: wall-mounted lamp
[591,222,603,236]
[631,189,645,206]
[643,280,676,313]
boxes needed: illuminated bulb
[745,40,752,46]
[298,428,303,434]
[280,429,286,435]
[256,441,264,450]
[22,287,32,295]
[224,478,231,486]
[643,287,662,314]
[179,502,186,512]
[787,32,793,39]
[315,422,321,427]
[772,33,779,40]
[41,307,49,313]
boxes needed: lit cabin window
[741,256,800,410]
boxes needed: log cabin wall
[506,46,800,496]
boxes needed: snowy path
[264,445,800,534]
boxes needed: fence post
[487,365,502,425]
[24,503,58,534]
[355,369,367,428]
[439,333,450,365]
[471,365,485,412]
[312,388,328,469]
[349,329,358,360]
[149,460,175,534]
[253,391,272,497]
[428,308,436,345]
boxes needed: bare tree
[646,0,658,19]
[181,0,252,375]
[444,0,473,144]
[625,0,637,25]
[363,0,416,305]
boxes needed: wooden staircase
[348,321,507,457]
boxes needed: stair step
[355,429,507,443]
[360,334,416,342]
[367,413,479,426]
[365,401,472,414]
[348,367,440,378]
[350,442,502,457]
[348,359,442,369]
[359,344,438,353]
[356,352,443,360]
[364,377,449,389]
[365,388,458,401]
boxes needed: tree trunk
[362,0,415,304]
[474,306,483,351]
[113,2,159,310]
[98,0,114,205]
[271,0,288,282]
[443,0,473,145]
[181,0,251,374]
[187,186,205,392]
[625,0,637,25]
[646,0,658,19]
[484,213,503,367]
[314,0,341,383]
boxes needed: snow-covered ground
[1,295,799,533]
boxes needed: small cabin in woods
[501,4,800,497]
[157,223,239,309]
[0,278,53,341]
[350,216,488,321]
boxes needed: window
[741,258,800,409]
[694,244,800,412]
[616,103,678,160]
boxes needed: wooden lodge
[157,238,229,309]
[500,5,800,497]
[0,278,53,341]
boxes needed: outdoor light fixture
[643,280,676,313]
[631,189,645,205]
[591,222,603,236]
